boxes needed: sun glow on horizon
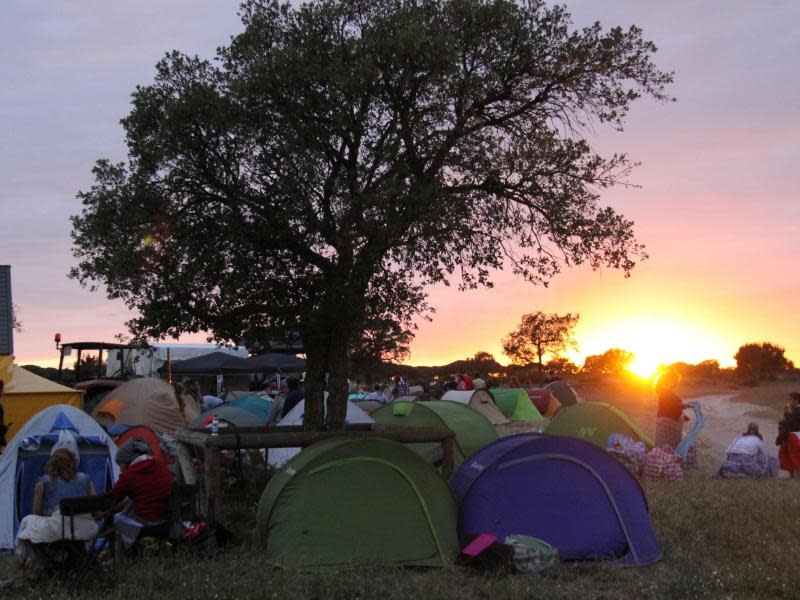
[572,315,737,379]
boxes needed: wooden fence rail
[175,424,456,523]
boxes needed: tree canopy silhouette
[70,0,672,428]
[735,342,793,380]
[502,311,579,373]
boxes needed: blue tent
[0,405,119,553]
[449,433,661,566]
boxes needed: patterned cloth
[642,446,683,480]
[716,450,779,478]
[655,417,683,450]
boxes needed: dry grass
[3,471,799,599]
[728,380,800,414]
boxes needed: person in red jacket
[111,438,173,559]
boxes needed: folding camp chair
[60,493,117,590]
[27,493,116,585]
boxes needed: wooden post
[175,441,198,485]
[204,445,223,524]
[441,435,455,480]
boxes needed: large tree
[70,0,671,428]
[502,311,579,373]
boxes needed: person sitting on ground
[654,369,688,449]
[111,438,173,559]
[364,384,389,404]
[717,422,779,478]
[776,392,800,477]
[5,447,97,585]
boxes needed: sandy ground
[687,393,783,470]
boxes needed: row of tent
[257,434,662,568]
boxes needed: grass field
[3,469,799,599]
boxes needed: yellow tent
[1,358,82,441]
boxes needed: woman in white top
[716,423,779,478]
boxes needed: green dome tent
[544,402,654,450]
[490,389,543,421]
[257,437,460,568]
[371,400,499,466]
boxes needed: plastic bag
[51,429,80,463]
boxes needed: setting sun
[626,354,662,379]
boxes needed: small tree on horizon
[734,342,793,381]
[70,0,671,429]
[582,348,634,376]
[502,312,580,375]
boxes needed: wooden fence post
[204,445,223,524]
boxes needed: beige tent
[0,361,82,440]
[441,389,509,425]
[93,377,198,434]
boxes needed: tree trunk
[325,329,351,430]
[302,336,327,431]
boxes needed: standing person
[776,392,800,477]
[0,380,7,453]
[395,376,410,398]
[654,369,687,449]
[183,379,201,404]
[281,378,305,418]
[455,374,467,391]
[461,373,474,391]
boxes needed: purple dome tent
[449,433,661,566]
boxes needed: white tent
[268,399,373,468]
[0,404,119,553]
[441,389,509,425]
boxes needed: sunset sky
[1,1,798,372]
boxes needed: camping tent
[490,388,543,421]
[546,379,582,407]
[268,399,373,468]
[544,402,654,450]
[371,401,498,466]
[257,437,460,568]
[1,365,82,440]
[441,390,509,425]
[93,378,198,435]
[450,433,662,566]
[112,425,167,465]
[0,404,119,553]
[525,388,561,418]
[226,395,275,423]
[191,405,267,429]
